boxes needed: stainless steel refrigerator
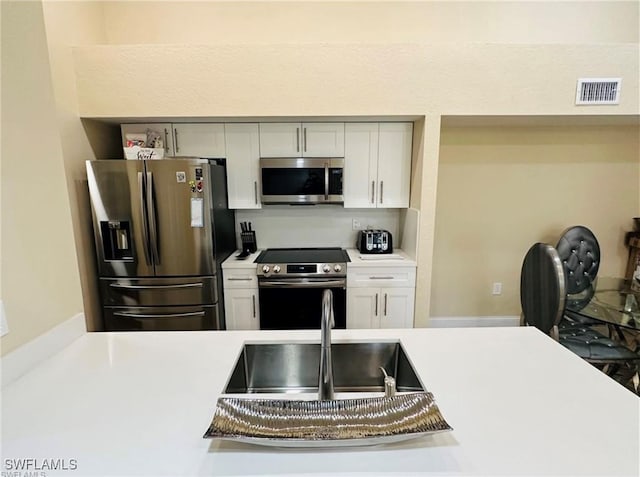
[86,158,235,331]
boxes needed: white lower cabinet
[223,267,259,330]
[346,265,416,329]
[224,288,259,330]
[347,287,414,329]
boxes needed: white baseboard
[1,313,86,387]
[428,315,520,328]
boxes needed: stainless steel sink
[224,341,425,394]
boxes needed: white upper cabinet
[377,123,413,208]
[172,123,226,158]
[259,123,344,157]
[121,123,174,156]
[303,123,345,157]
[343,122,413,208]
[225,124,261,209]
[343,123,379,208]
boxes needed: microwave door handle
[146,171,160,264]
[324,162,329,200]
[138,172,152,265]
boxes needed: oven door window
[262,168,325,196]
[259,287,346,330]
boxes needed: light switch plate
[0,301,8,337]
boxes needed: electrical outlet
[492,282,503,296]
[352,219,361,230]
[0,301,8,337]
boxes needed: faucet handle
[379,367,397,398]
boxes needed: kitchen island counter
[2,327,638,476]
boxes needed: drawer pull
[368,276,394,280]
[109,283,203,289]
[113,311,205,319]
[227,278,253,281]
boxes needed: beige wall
[41,1,115,331]
[100,1,639,45]
[1,0,83,355]
[72,43,639,118]
[431,125,640,317]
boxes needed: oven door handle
[259,279,346,288]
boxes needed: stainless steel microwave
[260,157,344,204]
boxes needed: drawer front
[100,277,217,306]
[347,266,416,288]
[223,268,259,289]
[104,305,218,331]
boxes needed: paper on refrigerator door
[191,198,204,227]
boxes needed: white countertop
[346,248,416,267]
[221,249,262,269]
[2,327,638,476]
[221,249,416,269]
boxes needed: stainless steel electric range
[255,248,350,330]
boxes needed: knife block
[241,231,257,254]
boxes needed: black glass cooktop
[256,248,349,264]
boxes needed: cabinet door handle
[380,181,384,204]
[371,181,375,204]
[384,293,388,316]
[375,293,379,316]
[254,181,258,204]
[252,295,256,318]
[303,127,307,152]
[174,128,179,153]
[163,128,169,153]
[369,276,394,280]
[227,277,253,281]
[296,128,300,152]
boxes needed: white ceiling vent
[576,78,621,105]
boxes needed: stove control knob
[322,264,331,273]
[262,265,270,274]
[273,265,281,273]
[334,264,342,273]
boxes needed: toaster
[356,229,393,254]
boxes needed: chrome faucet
[319,289,335,401]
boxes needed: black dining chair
[556,225,601,329]
[520,243,639,383]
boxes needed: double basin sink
[224,341,424,395]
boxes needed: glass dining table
[565,277,640,331]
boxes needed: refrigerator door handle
[109,283,204,290]
[138,172,152,265]
[113,311,206,319]
[146,171,161,264]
